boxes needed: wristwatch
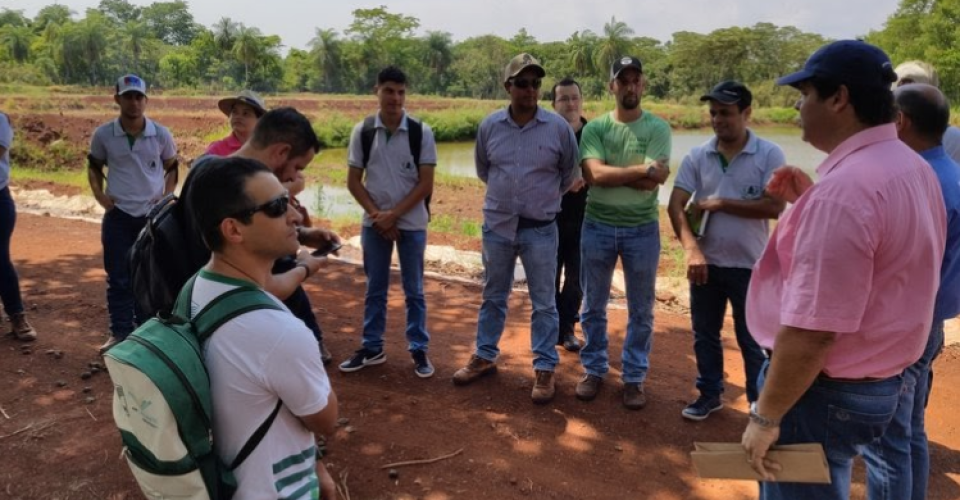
[749,408,781,428]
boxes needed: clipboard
[691,442,831,484]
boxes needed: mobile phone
[311,241,342,257]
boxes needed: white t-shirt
[192,270,330,500]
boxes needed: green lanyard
[718,154,729,174]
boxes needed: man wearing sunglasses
[89,74,179,354]
[453,53,579,404]
[576,56,672,410]
[185,156,339,500]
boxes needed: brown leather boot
[452,355,497,386]
[9,312,36,341]
[531,370,556,404]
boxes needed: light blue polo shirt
[674,129,785,269]
[0,113,12,190]
[347,112,438,231]
[89,117,177,217]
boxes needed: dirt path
[0,212,958,500]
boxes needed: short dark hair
[896,88,950,142]
[377,66,407,86]
[551,77,581,104]
[248,107,321,159]
[807,76,896,127]
[187,157,272,252]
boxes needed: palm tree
[423,31,453,93]
[567,30,596,76]
[595,16,634,76]
[213,17,238,55]
[0,25,33,63]
[122,20,150,72]
[308,28,341,91]
[232,25,262,85]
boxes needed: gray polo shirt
[347,112,438,231]
[674,129,785,269]
[475,106,579,240]
[90,118,177,217]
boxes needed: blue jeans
[475,223,559,371]
[579,219,659,384]
[361,226,429,352]
[690,266,765,402]
[863,320,944,500]
[758,359,902,500]
[102,207,147,339]
[0,187,24,317]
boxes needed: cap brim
[699,92,739,104]
[117,88,146,96]
[612,65,643,79]
[776,70,814,87]
[507,64,546,81]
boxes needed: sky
[5,0,903,51]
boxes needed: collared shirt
[674,129,785,269]
[205,133,243,157]
[943,125,960,165]
[921,146,960,321]
[90,117,177,217]
[0,113,12,190]
[475,106,579,240]
[347,112,438,231]
[746,124,946,379]
[579,111,672,227]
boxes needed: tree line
[0,1,951,105]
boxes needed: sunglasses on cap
[234,193,290,219]
[510,77,542,89]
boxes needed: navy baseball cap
[700,81,753,107]
[776,40,898,89]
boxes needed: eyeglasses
[235,193,290,219]
[510,78,542,89]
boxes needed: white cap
[116,74,147,96]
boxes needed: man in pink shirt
[741,40,946,499]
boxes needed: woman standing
[0,112,36,341]
[205,90,266,156]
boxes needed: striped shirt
[475,106,579,240]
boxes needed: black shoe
[561,333,581,352]
[681,396,723,421]
[338,348,385,373]
[412,350,435,378]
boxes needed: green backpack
[104,275,282,500]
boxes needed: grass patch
[10,167,88,189]
[429,214,481,238]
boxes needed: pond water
[303,127,825,220]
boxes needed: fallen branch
[336,469,350,500]
[380,448,464,469]
[0,404,8,419]
[85,408,98,421]
[0,424,33,440]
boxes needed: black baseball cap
[611,56,643,79]
[776,40,897,89]
[700,81,753,107]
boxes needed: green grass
[10,167,88,188]
[428,213,481,238]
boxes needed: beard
[620,94,639,110]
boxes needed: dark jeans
[102,207,147,338]
[758,359,902,500]
[555,187,587,340]
[272,256,324,344]
[689,265,765,402]
[0,187,24,316]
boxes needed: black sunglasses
[511,77,542,89]
[235,193,290,219]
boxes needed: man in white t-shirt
[185,156,339,499]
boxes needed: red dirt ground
[1,212,959,500]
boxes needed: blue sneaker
[681,396,723,421]
[412,350,434,378]
[338,348,385,373]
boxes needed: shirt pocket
[398,154,419,181]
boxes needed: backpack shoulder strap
[191,287,282,343]
[229,399,283,470]
[406,116,423,168]
[172,274,198,319]
[360,115,377,167]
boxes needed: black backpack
[360,115,430,218]
[129,161,213,320]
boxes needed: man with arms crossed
[187,157,338,499]
[667,81,784,421]
[453,53,578,404]
[89,74,178,353]
[343,66,438,378]
[576,56,671,409]
[741,40,946,500]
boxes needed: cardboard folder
[691,442,831,484]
